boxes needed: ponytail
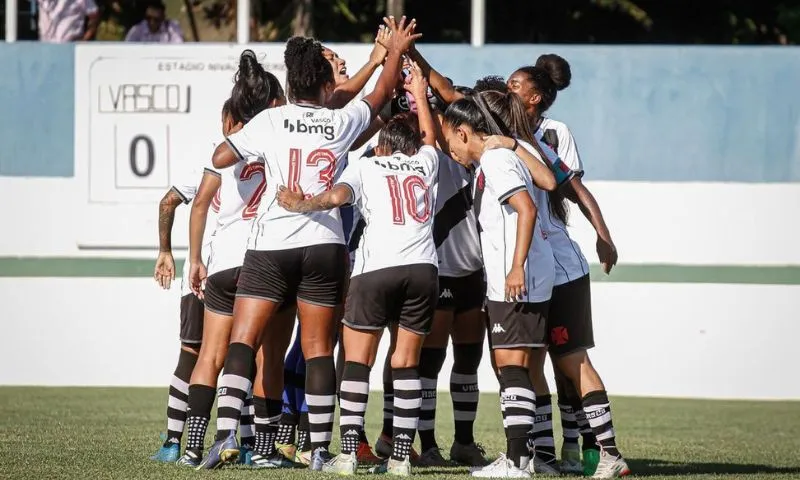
[229,49,282,124]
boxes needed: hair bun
[535,54,571,91]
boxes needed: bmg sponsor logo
[284,119,335,140]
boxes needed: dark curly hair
[284,36,334,102]
[473,75,508,94]
[229,49,283,124]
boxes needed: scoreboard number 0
[129,135,155,177]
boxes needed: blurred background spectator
[36,0,99,42]
[124,0,183,42]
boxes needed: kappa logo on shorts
[491,323,506,334]
[551,326,569,346]
[440,288,453,299]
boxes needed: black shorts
[486,300,548,349]
[236,244,348,307]
[344,264,438,335]
[204,267,241,316]
[179,293,204,344]
[437,269,485,313]
[547,274,594,356]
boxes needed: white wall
[2,277,798,400]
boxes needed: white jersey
[341,145,440,277]
[539,117,583,174]
[433,151,483,278]
[225,100,373,251]
[518,140,589,286]
[205,157,265,276]
[171,170,217,297]
[473,148,554,303]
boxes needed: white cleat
[322,452,357,475]
[471,454,530,478]
[591,451,631,479]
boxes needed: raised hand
[402,60,428,101]
[371,24,391,64]
[383,15,422,54]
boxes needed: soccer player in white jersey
[277,63,438,476]
[197,19,421,471]
[441,94,555,478]
[477,84,629,479]
[149,158,218,463]
[506,57,628,478]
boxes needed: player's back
[344,145,440,276]
[225,100,372,250]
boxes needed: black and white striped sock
[306,356,336,451]
[185,384,215,454]
[583,391,620,457]
[254,397,282,456]
[450,343,482,445]
[573,397,599,451]
[392,367,421,462]
[240,390,255,449]
[499,366,535,470]
[214,343,255,442]
[339,361,370,455]
[532,394,556,463]
[418,348,446,452]
[559,401,580,446]
[165,349,198,444]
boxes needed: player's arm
[406,46,462,105]
[562,178,618,274]
[483,136,557,191]
[505,190,537,301]
[213,122,255,169]
[404,61,437,147]
[350,116,386,151]
[328,27,390,109]
[155,188,184,289]
[276,184,353,213]
[188,171,221,298]
[362,16,422,119]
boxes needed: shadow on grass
[627,458,800,476]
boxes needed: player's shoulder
[540,117,573,139]
[480,147,517,166]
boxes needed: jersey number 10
[386,175,431,225]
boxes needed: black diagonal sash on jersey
[432,184,473,248]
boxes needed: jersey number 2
[386,175,430,225]
[239,163,267,220]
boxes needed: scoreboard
[74,44,372,251]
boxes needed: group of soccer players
[151,15,629,479]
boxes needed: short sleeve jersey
[517,140,589,286]
[539,117,583,174]
[225,100,372,251]
[433,152,483,278]
[473,149,554,303]
[204,155,266,276]
[341,145,440,277]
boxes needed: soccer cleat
[417,447,453,467]
[149,435,180,463]
[450,442,488,467]
[176,450,202,468]
[250,452,298,469]
[357,441,383,465]
[582,448,601,477]
[277,442,298,462]
[470,454,530,478]
[375,433,420,462]
[239,445,254,465]
[310,447,335,471]
[196,432,239,470]
[529,456,560,476]
[590,451,630,479]
[558,444,582,474]
[369,456,412,476]
[322,451,358,475]
[295,449,313,466]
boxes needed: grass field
[0,388,799,480]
